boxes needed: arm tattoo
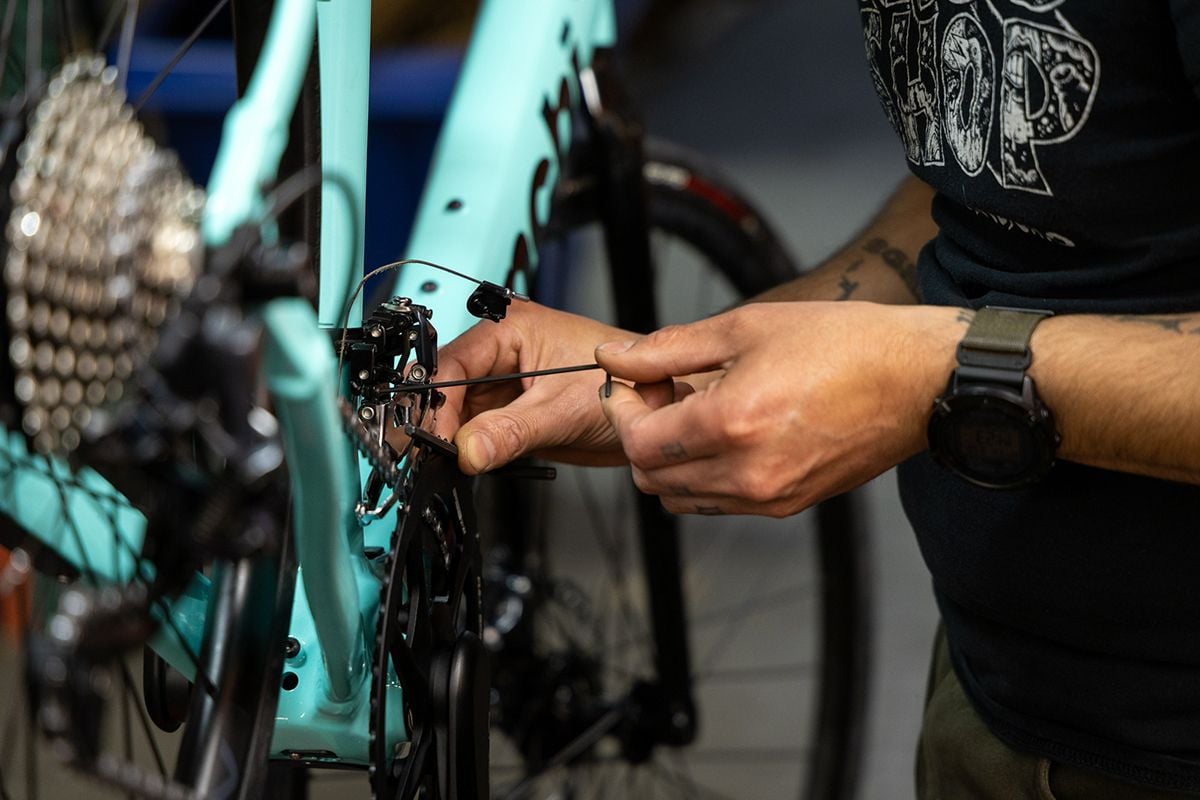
[836,275,860,301]
[1109,314,1200,335]
[863,237,920,297]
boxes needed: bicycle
[0,1,869,798]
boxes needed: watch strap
[957,306,1053,376]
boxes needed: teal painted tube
[202,0,316,247]
[262,298,366,703]
[316,0,370,329]
[396,0,617,343]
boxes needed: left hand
[595,301,962,517]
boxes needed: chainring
[369,437,487,800]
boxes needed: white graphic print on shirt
[862,0,1100,197]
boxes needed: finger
[600,381,656,451]
[661,497,734,516]
[635,379,676,411]
[595,316,737,384]
[455,378,604,474]
[600,381,725,469]
[437,319,512,384]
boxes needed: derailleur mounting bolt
[408,364,428,382]
[359,405,376,422]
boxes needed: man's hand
[434,302,664,474]
[596,302,964,517]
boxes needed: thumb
[455,407,539,474]
[595,318,735,384]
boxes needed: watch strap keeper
[957,306,1053,378]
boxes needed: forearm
[906,306,1200,485]
[750,175,936,305]
[1028,313,1200,484]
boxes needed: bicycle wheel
[483,143,870,800]
[0,5,305,797]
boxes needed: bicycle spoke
[689,581,813,627]
[0,676,16,800]
[25,0,42,99]
[133,0,230,112]
[121,677,133,798]
[697,542,791,675]
[95,0,128,53]
[648,761,739,800]
[681,746,810,763]
[0,0,18,94]
[114,0,138,90]
[55,0,73,55]
[23,711,35,800]
[572,470,650,678]
[571,472,657,686]
[694,661,815,683]
[118,661,167,778]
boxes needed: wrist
[926,306,1061,488]
[889,304,973,455]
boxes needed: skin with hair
[435,176,1200,516]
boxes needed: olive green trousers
[916,627,1197,799]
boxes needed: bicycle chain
[3,54,203,454]
[338,396,403,487]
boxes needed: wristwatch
[927,306,1060,489]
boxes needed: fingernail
[597,340,634,354]
[463,433,496,472]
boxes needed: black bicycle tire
[511,140,871,800]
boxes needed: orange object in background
[0,547,31,641]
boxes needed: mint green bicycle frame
[0,0,617,766]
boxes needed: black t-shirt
[860,0,1200,790]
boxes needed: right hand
[432,302,666,474]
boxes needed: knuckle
[661,497,687,515]
[739,472,778,504]
[717,413,759,446]
[764,502,793,519]
[620,425,656,465]
[630,466,658,496]
[646,324,689,350]
[490,413,533,456]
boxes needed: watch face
[947,405,1034,480]
[929,388,1056,489]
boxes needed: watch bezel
[928,376,1058,490]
